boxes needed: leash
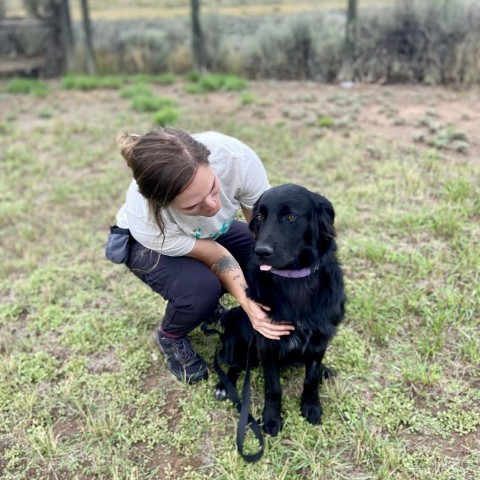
[202,323,264,462]
[214,341,264,462]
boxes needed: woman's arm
[241,206,253,224]
[187,238,293,340]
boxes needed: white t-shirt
[115,131,270,256]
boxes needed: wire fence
[1,0,479,83]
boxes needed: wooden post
[58,0,76,73]
[80,0,97,75]
[339,0,358,81]
[191,0,206,73]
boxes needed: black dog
[215,184,346,436]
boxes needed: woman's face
[171,165,222,217]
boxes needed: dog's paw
[301,401,323,425]
[262,414,283,436]
[214,382,228,401]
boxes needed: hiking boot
[156,332,209,384]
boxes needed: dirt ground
[3,80,479,161]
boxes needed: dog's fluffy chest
[256,326,330,363]
[249,273,320,309]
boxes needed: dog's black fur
[215,184,346,436]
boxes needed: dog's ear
[248,198,261,233]
[317,195,335,231]
[312,193,336,249]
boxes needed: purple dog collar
[270,267,313,278]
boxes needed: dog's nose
[255,245,274,259]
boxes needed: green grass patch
[130,95,178,113]
[61,74,124,90]
[123,72,176,86]
[5,78,49,97]
[119,83,155,99]
[185,73,248,93]
[240,91,256,105]
[317,116,335,128]
[150,72,177,85]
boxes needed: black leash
[213,342,264,462]
[202,323,264,462]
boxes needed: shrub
[57,1,480,84]
[244,13,343,81]
[452,19,480,83]
[153,108,180,126]
[354,0,480,84]
[201,13,231,72]
[118,29,171,74]
[244,15,311,80]
[167,44,193,74]
[245,18,302,80]
[309,17,344,82]
[22,0,55,18]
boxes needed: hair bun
[116,132,140,169]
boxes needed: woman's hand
[187,239,294,339]
[242,298,294,340]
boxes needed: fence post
[191,0,207,73]
[58,0,75,73]
[80,0,97,75]
[339,0,357,81]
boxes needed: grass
[61,74,125,90]
[5,78,49,97]
[0,76,479,479]
[184,74,249,94]
[130,95,178,113]
[153,107,180,126]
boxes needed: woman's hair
[117,127,211,236]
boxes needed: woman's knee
[163,271,222,335]
[174,271,222,314]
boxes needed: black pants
[126,220,255,337]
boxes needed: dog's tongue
[260,265,272,271]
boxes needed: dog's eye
[285,214,297,222]
[255,214,264,222]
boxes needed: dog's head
[249,184,336,271]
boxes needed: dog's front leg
[214,366,242,401]
[261,353,283,436]
[301,356,325,425]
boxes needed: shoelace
[169,337,197,361]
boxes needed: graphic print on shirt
[192,216,234,239]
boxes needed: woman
[107,128,293,384]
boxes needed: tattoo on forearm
[212,255,240,275]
